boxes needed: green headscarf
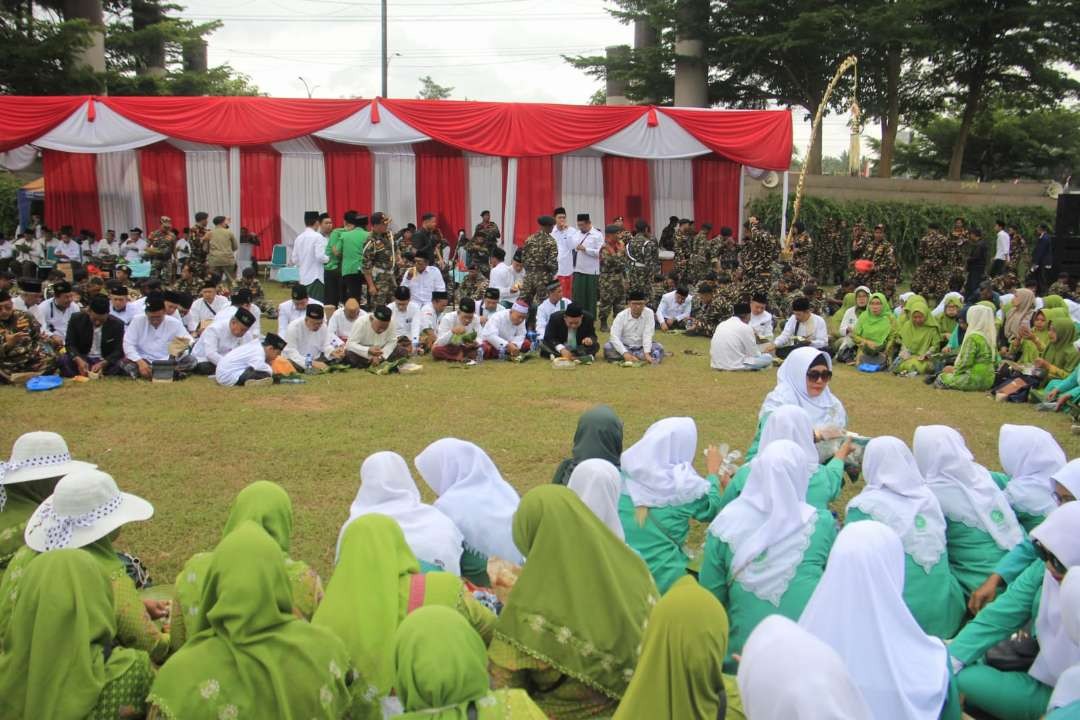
[897,296,940,357]
[552,405,624,485]
[613,576,730,719]
[495,485,658,699]
[313,513,421,701]
[937,295,964,338]
[1043,314,1080,374]
[149,522,353,720]
[0,549,116,719]
[828,292,856,335]
[0,476,60,562]
[853,292,894,345]
[1044,295,1067,312]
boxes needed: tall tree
[417,75,453,100]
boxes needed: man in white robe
[34,280,80,348]
[186,282,230,335]
[328,298,365,343]
[390,286,422,350]
[215,333,284,387]
[765,296,829,358]
[535,281,571,337]
[121,293,194,379]
[277,284,322,336]
[711,303,774,371]
[657,286,692,331]
[192,306,256,374]
[345,304,405,370]
[488,247,524,307]
[480,299,531,360]
[431,297,482,362]
[416,290,450,353]
[283,303,343,371]
[603,289,663,364]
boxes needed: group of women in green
[0,349,1078,720]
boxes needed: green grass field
[3,281,1076,584]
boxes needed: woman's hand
[705,444,723,477]
[833,438,854,462]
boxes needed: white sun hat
[24,468,153,552]
[0,431,96,511]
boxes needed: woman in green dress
[932,292,964,347]
[1016,308,1051,363]
[893,295,942,376]
[315,513,496,719]
[951,502,1080,720]
[489,485,658,720]
[169,481,324,649]
[700,439,836,670]
[846,436,966,638]
[148,522,354,720]
[394,606,547,719]
[852,292,895,368]
[618,416,724,594]
[913,425,1025,597]
[0,549,154,720]
[994,424,1067,532]
[1046,567,1080,719]
[937,303,997,391]
[799,521,962,719]
[551,405,623,486]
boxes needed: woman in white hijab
[932,291,965,318]
[567,459,625,540]
[721,404,850,512]
[758,346,847,437]
[835,284,872,361]
[336,451,464,576]
[414,438,523,586]
[951,502,1080,720]
[1047,567,1080,718]
[619,417,723,594]
[913,425,1024,598]
[995,424,1067,531]
[737,615,872,720]
[800,521,960,720]
[846,437,966,639]
[700,439,836,669]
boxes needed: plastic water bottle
[305,353,312,372]
[476,347,484,364]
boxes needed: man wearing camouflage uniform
[685,282,723,338]
[146,216,177,281]
[473,211,501,246]
[739,217,780,297]
[186,212,211,283]
[625,219,659,297]
[910,223,951,301]
[685,224,714,288]
[519,215,559,307]
[811,218,842,285]
[457,262,489,303]
[597,222,628,331]
[672,219,695,283]
[0,289,53,383]
[852,224,901,299]
[789,221,813,280]
[363,212,398,309]
[234,266,277,318]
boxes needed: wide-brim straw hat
[1,431,96,486]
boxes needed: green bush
[749,193,1056,271]
[0,172,20,238]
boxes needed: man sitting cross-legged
[480,299,532,361]
[344,304,406,371]
[431,297,481,363]
[540,302,598,361]
[121,292,195,379]
[603,289,664,364]
[0,288,53,383]
[59,294,126,378]
[283,303,345,372]
[416,290,451,354]
[328,298,365,345]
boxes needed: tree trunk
[132,0,166,76]
[877,45,901,178]
[948,78,982,181]
[806,124,823,175]
[62,0,105,73]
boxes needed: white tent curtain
[315,104,430,146]
[502,158,518,252]
[96,150,144,236]
[556,152,605,229]
[228,146,242,239]
[465,152,503,238]
[274,137,327,253]
[649,159,694,231]
[372,144,417,238]
[0,145,38,171]
[590,112,711,160]
[176,142,231,224]
[35,101,165,153]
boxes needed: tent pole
[780,170,789,242]
[737,165,745,239]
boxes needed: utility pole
[380,0,388,97]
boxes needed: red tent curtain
[513,156,554,247]
[138,142,189,232]
[240,147,281,261]
[414,141,467,248]
[42,150,101,234]
[601,156,651,231]
[315,138,373,225]
[692,155,741,235]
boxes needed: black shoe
[923,374,937,385]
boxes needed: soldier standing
[717,226,739,272]
[790,221,813,280]
[519,215,559,307]
[597,224,628,331]
[625,219,659,296]
[146,216,177,281]
[186,212,211,283]
[672,219,694,283]
[659,215,679,252]
[739,217,779,297]
[363,212,398,309]
[910,223,950,301]
[473,210,501,246]
[685,223,713,288]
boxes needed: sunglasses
[806,370,833,382]
[1052,491,1075,506]
[1034,539,1068,576]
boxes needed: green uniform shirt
[990,470,1048,533]
[341,227,369,277]
[324,228,344,272]
[721,457,844,513]
[943,519,1012,597]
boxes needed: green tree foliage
[0,171,22,237]
[417,75,453,100]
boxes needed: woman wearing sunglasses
[950,502,1080,720]
[756,347,847,455]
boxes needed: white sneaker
[246,376,273,387]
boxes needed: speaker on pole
[1054,193,1080,278]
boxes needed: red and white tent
[0,96,792,260]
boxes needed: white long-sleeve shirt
[480,309,527,351]
[120,239,146,262]
[90,239,116,257]
[391,301,422,343]
[609,307,656,355]
[573,227,603,275]
[328,307,365,341]
[0,239,12,260]
[187,295,230,332]
[277,298,323,336]
[191,321,247,364]
[295,228,329,286]
[212,305,260,343]
[122,314,192,362]
[552,226,579,277]
[109,302,139,326]
[54,239,82,262]
[710,316,762,370]
[774,313,829,349]
[749,309,774,341]
[215,340,270,386]
[994,229,1011,262]
[838,306,860,338]
[417,303,449,336]
[34,298,80,339]
[536,297,571,336]
[488,262,522,304]
[435,311,481,347]
[346,316,397,359]
[400,266,445,305]
[656,291,692,325]
[284,316,337,365]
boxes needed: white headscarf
[620,417,710,508]
[1053,459,1080,502]
[799,521,951,720]
[963,303,998,350]
[756,404,819,477]
[414,438,523,565]
[336,451,463,575]
[708,439,817,605]
[1048,567,1080,711]
[567,459,625,540]
[913,425,1023,551]
[998,424,1066,517]
[1029,503,1080,686]
[759,347,847,430]
[895,291,914,316]
[931,291,964,317]
[738,615,872,720]
[847,436,947,573]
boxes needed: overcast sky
[181,0,864,158]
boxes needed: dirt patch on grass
[242,393,335,413]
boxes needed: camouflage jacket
[522,231,559,277]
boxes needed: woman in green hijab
[852,292,895,368]
[489,486,658,720]
[893,295,942,376]
[552,405,623,486]
[936,294,964,345]
[998,313,1080,402]
[0,549,154,720]
[169,481,324,649]
[614,575,743,719]
[313,513,496,719]
[149,522,353,720]
[394,606,547,719]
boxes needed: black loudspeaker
[1054,193,1080,277]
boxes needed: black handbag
[985,631,1039,672]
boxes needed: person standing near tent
[295,211,328,303]
[340,213,369,305]
[570,215,603,319]
[206,216,238,283]
[520,215,559,309]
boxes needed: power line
[188,12,609,21]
